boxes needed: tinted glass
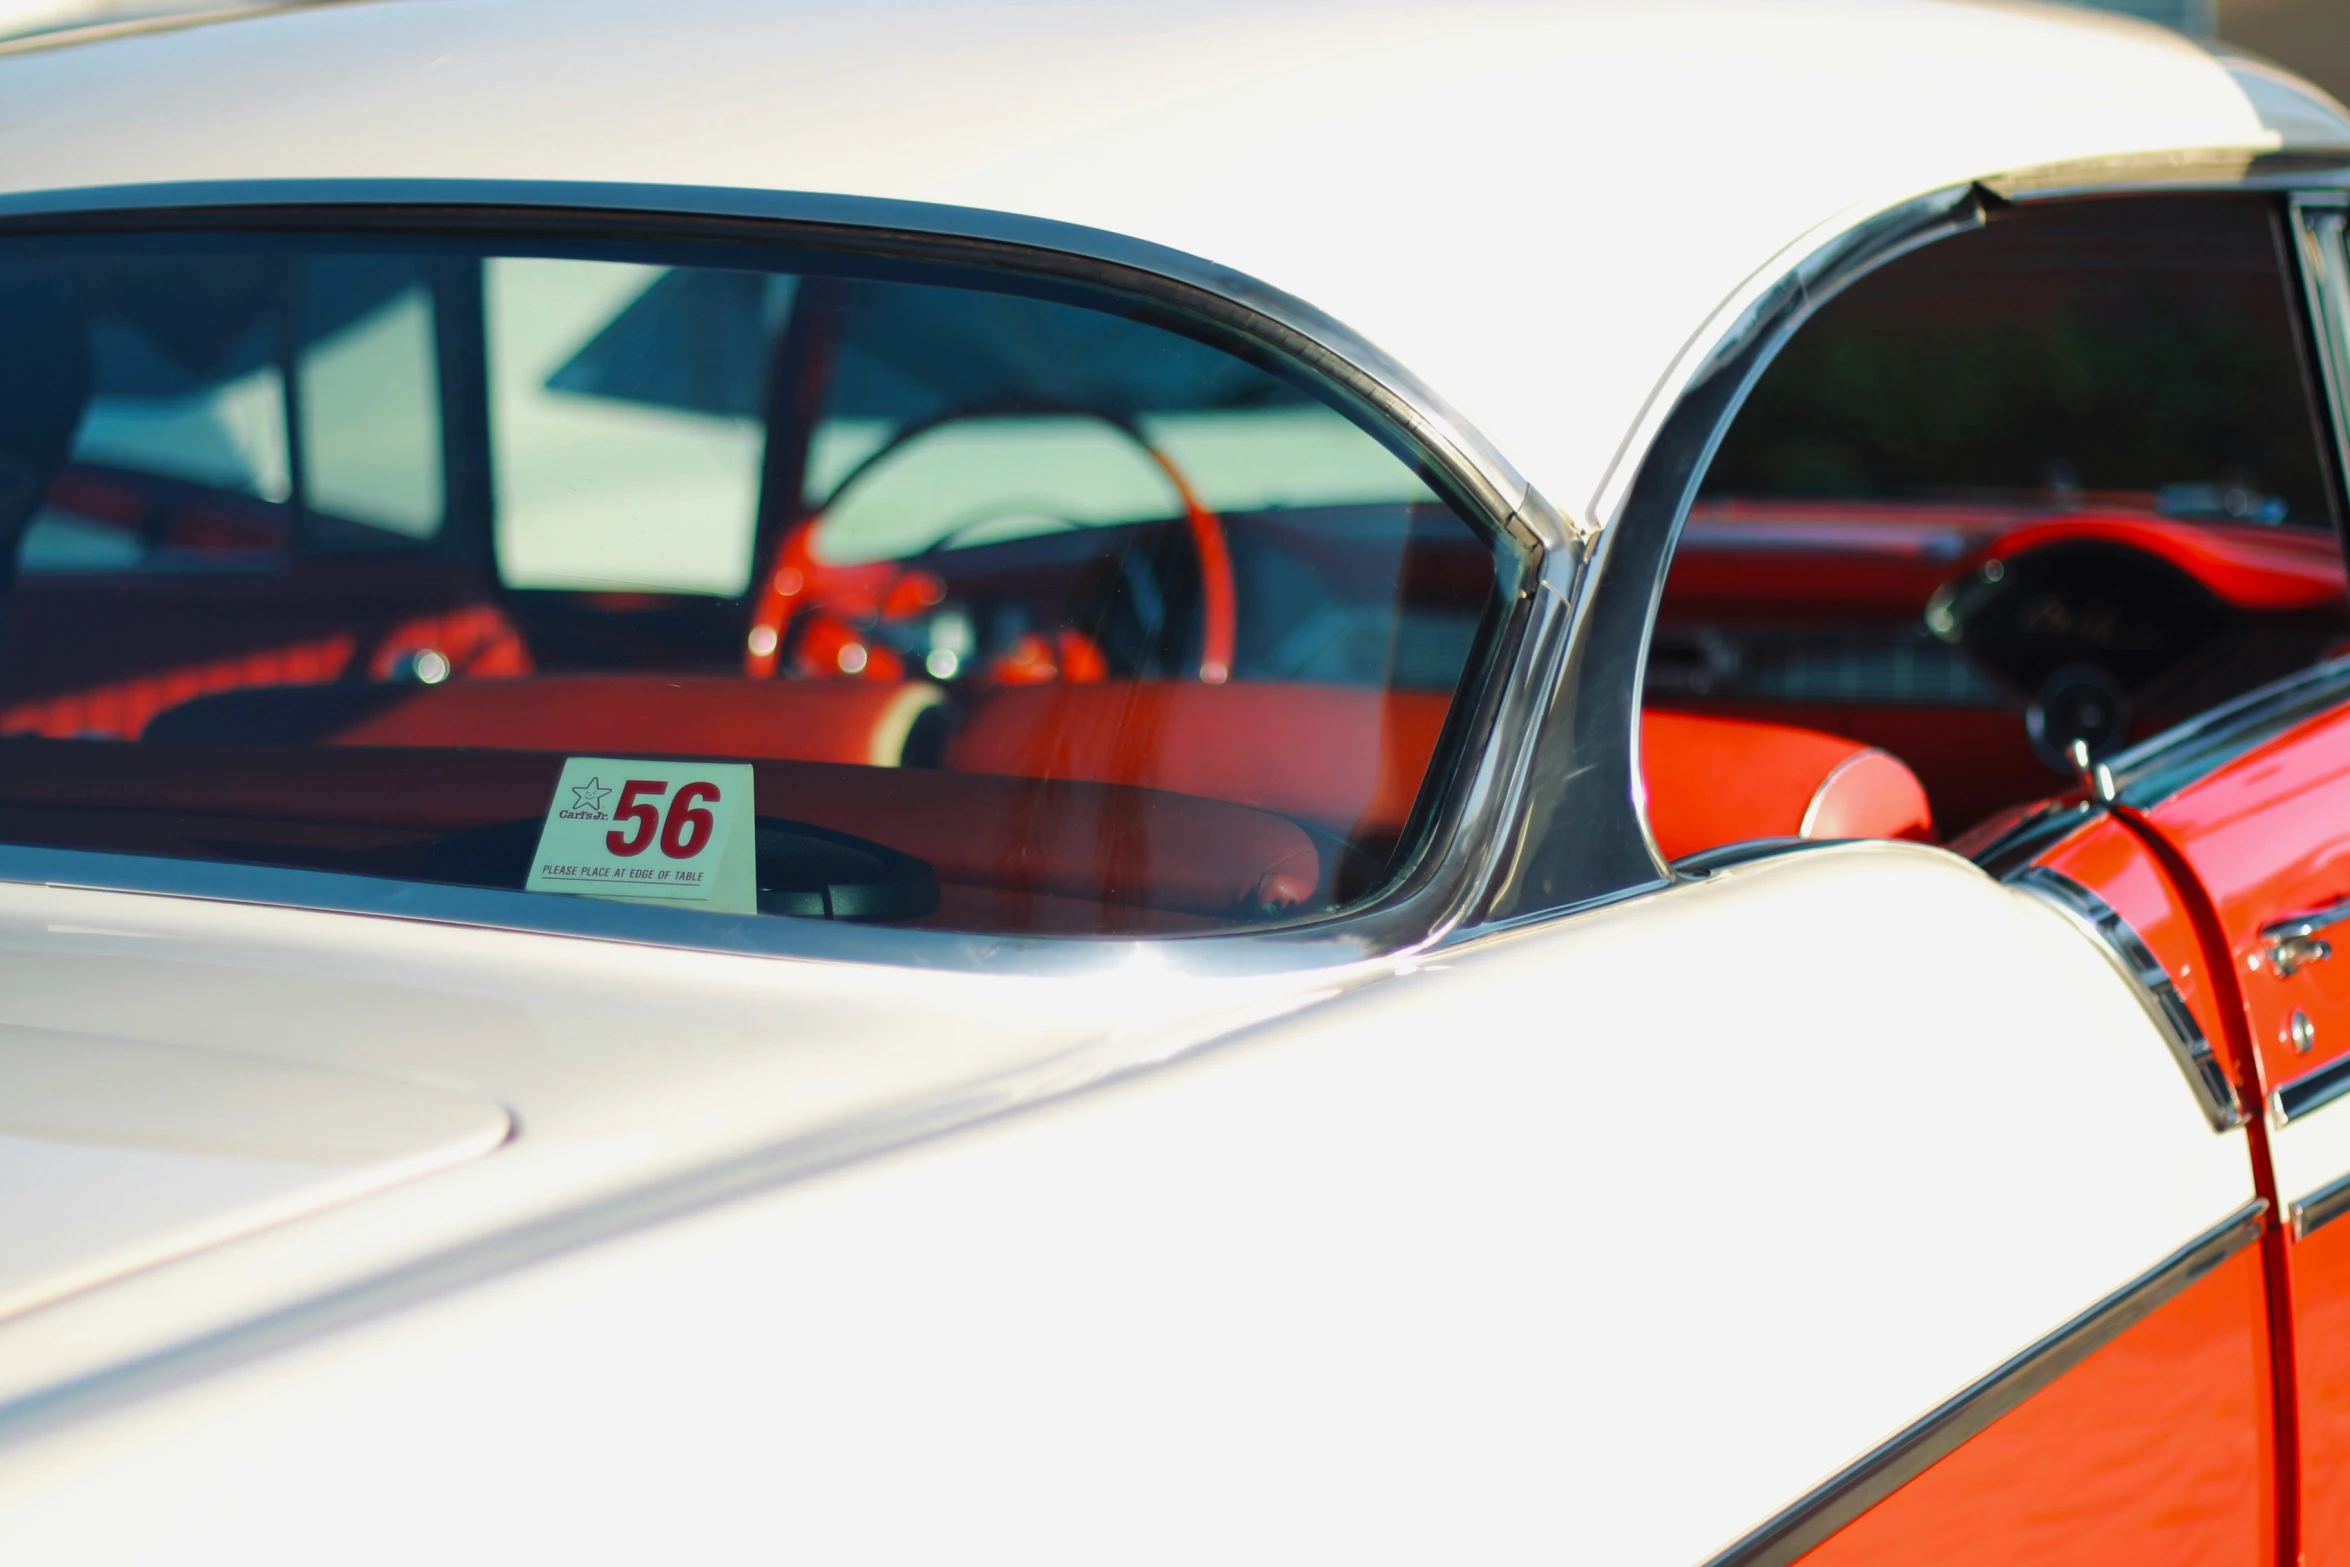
[1663,196,2347,835]
[0,232,1503,938]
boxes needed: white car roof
[0,0,2340,527]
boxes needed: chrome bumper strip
[1703,1200,2269,1567]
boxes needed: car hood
[0,874,1366,1416]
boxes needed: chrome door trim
[1703,1200,2269,1567]
[0,179,1566,975]
[2271,1050,2350,1127]
[2293,1169,2350,1240]
[2010,867,2245,1132]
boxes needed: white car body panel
[0,845,2252,1564]
[0,1021,507,1321]
[0,0,2333,526]
[2272,1092,2350,1217]
[0,879,1364,1410]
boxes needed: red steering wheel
[743,409,1235,684]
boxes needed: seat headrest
[1642,708,1933,862]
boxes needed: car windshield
[0,229,1505,938]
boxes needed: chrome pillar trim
[1703,1200,2269,1567]
[0,179,1564,971]
[2011,867,2245,1132]
[2292,199,2350,518]
[2271,1050,2350,1127]
[1477,185,1986,924]
[2295,1169,2350,1241]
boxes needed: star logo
[569,777,613,816]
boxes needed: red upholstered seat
[946,681,1454,841]
[948,684,1933,863]
[1641,708,1934,861]
[324,675,945,767]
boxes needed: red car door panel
[1798,1241,2272,1567]
[2119,681,2350,1566]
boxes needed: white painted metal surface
[0,1023,507,1321]
[0,0,2331,526]
[2272,1094,2350,1214]
[0,878,1362,1412]
[0,844,2253,1564]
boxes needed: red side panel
[2150,702,2350,1092]
[2297,1219,2350,1566]
[1798,1247,2272,1566]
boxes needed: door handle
[2261,900,2350,977]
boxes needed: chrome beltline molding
[1703,1199,2269,1567]
[2010,866,2245,1132]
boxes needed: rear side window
[1661,195,2347,836]
[0,229,1505,939]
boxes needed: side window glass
[487,259,775,595]
[0,233,1509,939]
[26,256,293,574]
[1660,196,2346,839]
[297,254,444,549]
[16,251,447,575]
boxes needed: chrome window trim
[2271,1050,2350,1127]
[1703,1200,2268,1567]
[1479,184,1988,922]
[2010,866,2245,1132]
[0,179,1570,976]
[1563,158,2350,882]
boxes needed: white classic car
[2,1,2350,1562]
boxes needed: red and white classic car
[1,1,2349,1562]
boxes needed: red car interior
[945,681,1453,844]
[1640,708,1935,861]
[323,676,946,770]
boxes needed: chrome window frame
[1559,150,2350,914]
[0,179,1574,976]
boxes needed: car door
[2109,675,2350,1566]
[2068,199,2350,1567]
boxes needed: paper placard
[526,758,756,914]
